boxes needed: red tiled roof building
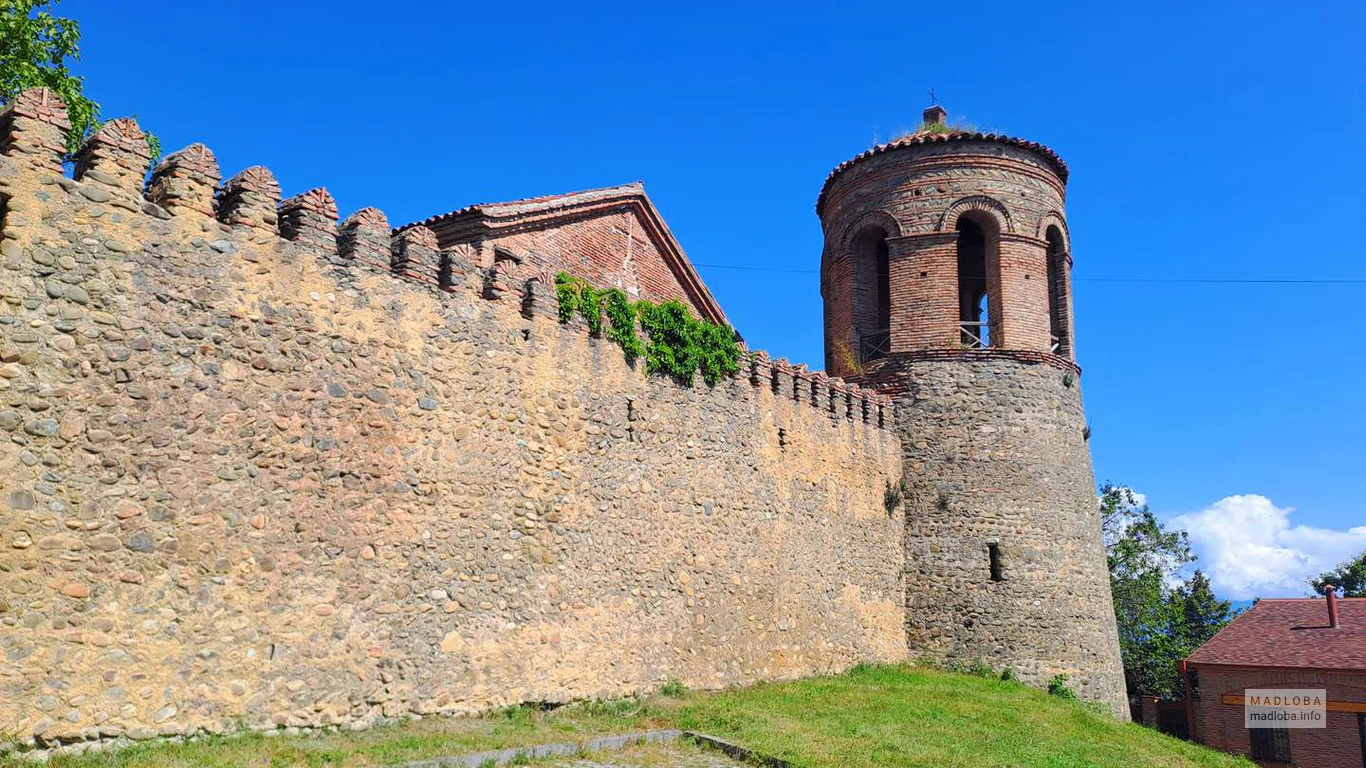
[1183,592,1366,766]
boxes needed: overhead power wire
[688,262,1366,284]
[1075,277,1366,284]
[691,263,816,274]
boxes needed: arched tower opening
[1045,225,1070,358]
[955,213,999,349]
[850,226,891,363]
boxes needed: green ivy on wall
[555,272,739,386]
[601,287,644,363]
[555,274,600,334]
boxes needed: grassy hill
[3,664,1251,768]
[674,664,1251,768]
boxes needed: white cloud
[1169,494,1366,600]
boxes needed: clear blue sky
[67,0,1364,597]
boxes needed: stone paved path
[538,741,744,767]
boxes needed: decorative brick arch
[825,209,901,370]
[1036,209,1074,359]
[1036,210,1070,251]
[839,209,903,249]
[822,208,902,284]
[936,195,1014,234]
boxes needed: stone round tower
[817,105,1128,716]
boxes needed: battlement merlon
[278,187,340,255]
[219,165,281,233]
[391,224,442,287]
[147,143,220,217]
[72,117,152,199]
[0,87,70,171]
[0,88,895,436]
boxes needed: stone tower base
[881,353,1129,716]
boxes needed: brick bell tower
[817,105,1128,716]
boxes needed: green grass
[0,701,666,768]
[673,664,1251,768]
[890,120,980,141]
[3,665,1251,768]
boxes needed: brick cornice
[898,348,1078,373]
[886,231,1053,250]
[886,231,957,246]
[999,231,1049,247]
[817,130,1069,216]
[853,349,1081,393]
[821,156,1067,218]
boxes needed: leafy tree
[1101,484,1234,699]
[1311,550,1366,597]
[1,0,157,157]
[1111,565,1180,697]
[1103,485,1194,580]
[1173,570,1233,651]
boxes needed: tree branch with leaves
[1311,550,1366,597]
[1101,484,1235,699]
[1,0,158,158]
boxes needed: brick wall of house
[1192,666,1366,768]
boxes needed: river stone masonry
[0,89,903,747]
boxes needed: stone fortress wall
[0,90,904,746]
